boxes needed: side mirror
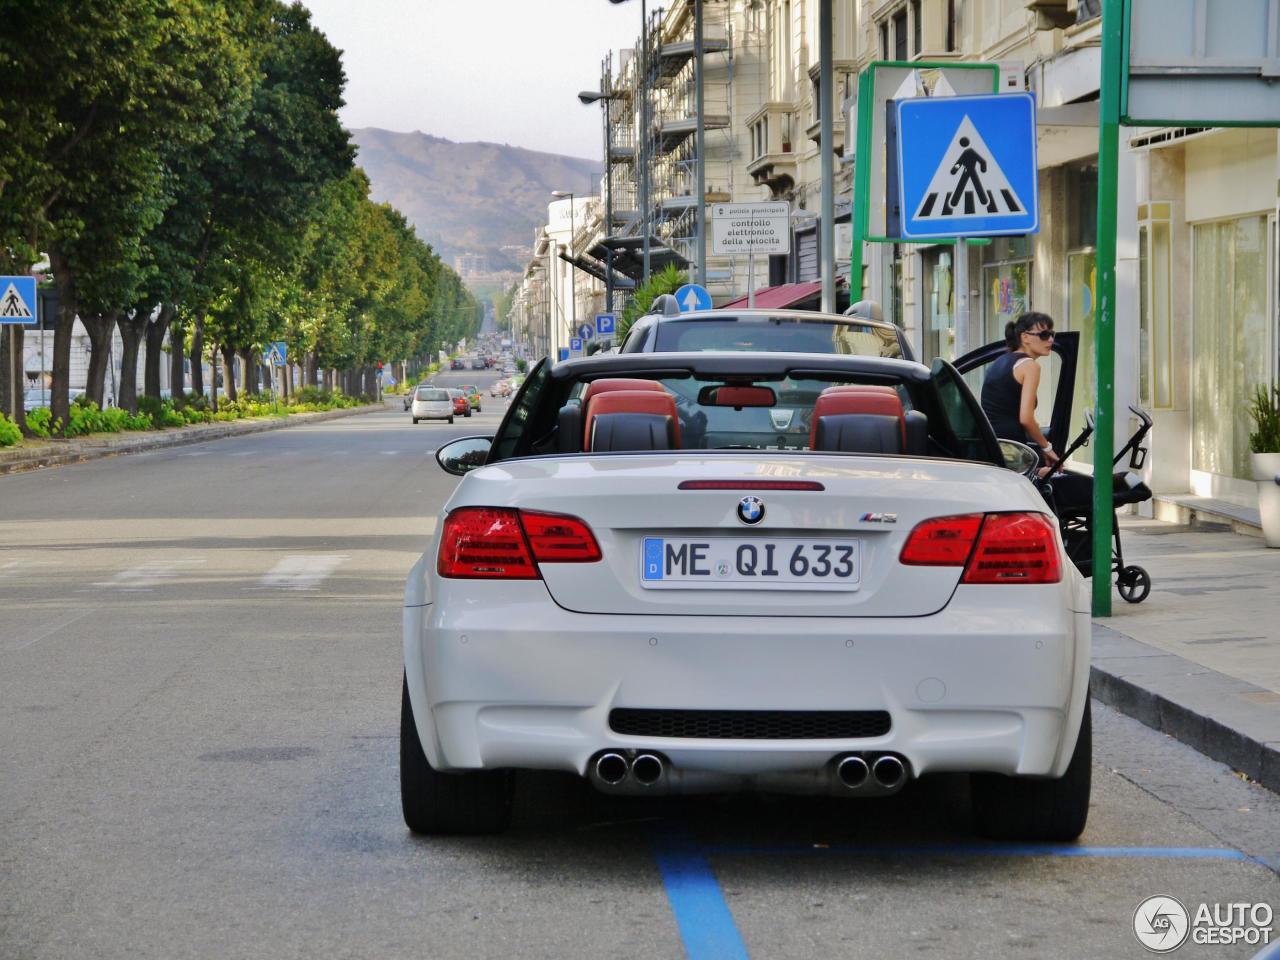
[436,436,492,476]
[998,439,1041,477]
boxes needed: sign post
[1,277,37,421]
[711,201,790,307]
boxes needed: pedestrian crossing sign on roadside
[0,276,37,326]
[894,93,1038,240]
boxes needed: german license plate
[640,537,860,591]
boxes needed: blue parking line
[703,842,1254,862]
[651,826,749,960]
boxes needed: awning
[588,236,690,281]
[720,281,824,310]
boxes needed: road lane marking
[650,825,748,960]
[5,609,93,653]
[91,558,207,591]
[379,450,400,455]
[703,842,1256,862]
[258,554,348,591]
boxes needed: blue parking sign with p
[0,276,37,326]
[595,313,616,336]
[570,337,583,352]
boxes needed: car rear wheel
[447,416,454,424]
[971,697,1091,842]
[411,417,419,424]
[400,675,512,835]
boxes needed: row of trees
[0,0,478,431]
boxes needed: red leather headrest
[811,387,905,448]
[581,378,667,406]
[583,390,681,449]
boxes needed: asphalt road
[2,371,1279,960]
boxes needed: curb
[0,402,387,475]
[1090,623,1280,794]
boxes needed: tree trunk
[240,347,259,396]
[210,344,219,412]
[285,363,293,399]
[144,304,172,400]
[82,311,117,409]
[169,315,185,399]
[305,352,319,389]
[222,346,237,402]
[0,326,23,431]
[189,315,204,397]
[117,309,147,414]
[48,249,76,431]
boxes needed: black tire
[411,417,419,424]
[971,697,1091,842]
[400,675,512,835]
[447,416,454,424]
[1117,565,1151,604]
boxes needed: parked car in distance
[410,386,454,424]
[459,384,481,412]
[451,358,466,370]
[489,380,512,398]
[448,388,471,418]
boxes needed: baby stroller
[1037,406,1155,603]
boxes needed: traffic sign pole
[1091,0,1123,618]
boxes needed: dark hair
[1005,311,1054,350]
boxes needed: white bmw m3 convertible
[402,349,1092,840]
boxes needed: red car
[447,389,471,418]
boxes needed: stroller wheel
[1117,565,1151,604]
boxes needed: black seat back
[904,410,929,455]
[557,402,582,454]
[589,413,675,452]
[813,414,902,454]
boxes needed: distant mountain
[350,128,602,273]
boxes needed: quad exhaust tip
[872,754,905,789]
[632,753,664,786]
[836,755,870,789]
[594,752,629,786]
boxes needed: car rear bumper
[405,579,1090,788]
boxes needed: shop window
[1137,203,1174,410]
[1192,215,1273,480]
[1067,250,1097,464]
[923,248,954,363]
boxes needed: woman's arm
[1015,360,1060,465]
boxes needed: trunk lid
[451,453,1039,618]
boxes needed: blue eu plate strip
[643,538,664,581]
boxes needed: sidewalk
[0,400,388,475]
[1091,517,1280,792]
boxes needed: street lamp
[551,190,577,345]
[579,88,621,314]
[607,0,652,283]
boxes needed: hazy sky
[302,0,642,161]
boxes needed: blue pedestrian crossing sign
[265,341,287,366]
[0,276,37,326]
[673,283,712,313]
[895,93,1038,240]
[595,313,616,336]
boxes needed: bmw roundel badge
[737,496,765,525]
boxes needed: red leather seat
[581,378,667,406]
[583,390,681,450]
[810,387,906,449]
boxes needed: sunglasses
[1025,329,1055,341]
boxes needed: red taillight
[962,512,1061,584]
[899,514,984,566]
[438,507,537,579]
[437,507,602,578]
[519,511,602,563]
[900,512,1061,584]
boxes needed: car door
[954,331,1079,456]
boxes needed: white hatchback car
[403,352,1091,839]
[410,386,454,424]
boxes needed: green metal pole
[849,69,875,301]
[1092,0,1123,617]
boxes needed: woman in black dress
[980,312,1061,470]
